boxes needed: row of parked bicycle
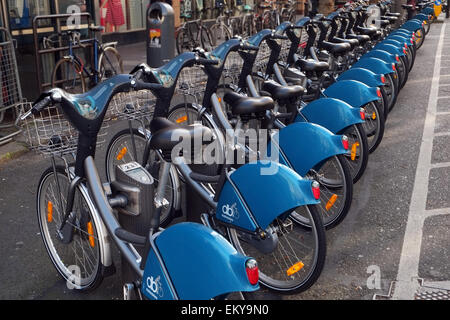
[19,0,438,300]
[176,0,299,54]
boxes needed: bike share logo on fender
[221,203,239,222]
[145,275,164,300]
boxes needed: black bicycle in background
[44,26,123,94]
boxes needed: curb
[0,142,29,166]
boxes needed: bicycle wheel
[414,27,425,49]
[37,166,103,291]
[98,46,124,82]
[361,101,385,153]
[339,123,369,183]
[398,55,409,89]
[176,28,190,54]
[228,205,326,294]
[105,128,177,227]
[51,57,86,94]
[385,72,399,112]
[306,155,353,229]
[209,24,232,48]
[200,26,214,52]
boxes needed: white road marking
[392,23,447,300]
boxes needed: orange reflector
[116,147,127,161]
[87,222,95,248]
[176,115,188,123]
[218,97,222,103]
[351,142,359,161]
[47,201,53,223]
[372,112,376,120]
[325,194,338,211]
[287,261,305,276]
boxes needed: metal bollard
[146,2,175,67]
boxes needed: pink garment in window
[105,0,125,27]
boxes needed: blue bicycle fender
[391,29,414,38]
[143,222,258,300]
[375,42,406,57]
[401,20,423,32]
[269,122,347,176]
[323,80,379,108]
[352,57,394,75]
[363,50,397,65]
[387,35,414,48]
[296,97,364,134]
[421,7,435,16]
[338,68,384,87]
[414,13,430,21]
[217,161,319,231]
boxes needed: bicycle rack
[0,27,24,145]
[32,13,95,93]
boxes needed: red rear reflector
[360,109,366,120]
[395,55,399,62]
[246,259,259,285]
[392,63,396,71]
[342,135,349,150]
[403,48,407,54]
[381,75,385,83]
[312,181,320,200]
[377,88,382,98]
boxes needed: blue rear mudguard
[375,42,406,57]
[337,68,384,88]
[420,7,435,17]
[386,34,414,49]
[269,122,347,176]
[323,80,380,108]
[216,161,319,231]
[363,49,398,65]
[296,97,364,134]
[141,222,258,300]
[351,57,394,75]
[414,13,431,21]
[400,20,424,32]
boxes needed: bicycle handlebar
[240,44,260,51]
[195,58,219,66]
[131,79,164,91]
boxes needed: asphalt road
[1,21,450,300]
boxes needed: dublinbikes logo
[145,275,164,300]
[170,122,280,175]
[221,203,239,222]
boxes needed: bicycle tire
[362,101,385,153]
[51,57,86,93]
[339,123,369,183]
[104,128,177,228]
[98,46,124,83]
[37,166,104,291]
[307,154,354,229]
[209,23,233,48]
[228,204,326,294]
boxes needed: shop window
[8,0,51,29]
[100,0,152,32]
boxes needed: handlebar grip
[196,58,219,66]
[271,34,289,40]
[32,96,52,115]
[131,80,164,91]
[240,44,259,51]
[133,69,144,81]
